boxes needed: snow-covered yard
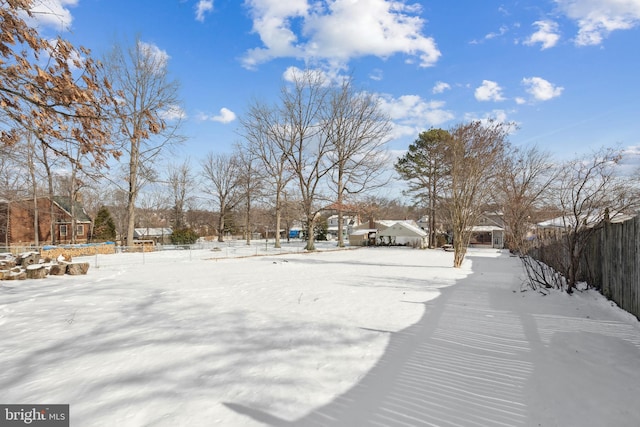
[1,246,639,426]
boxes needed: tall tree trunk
[336,169,345,248]
[430,177,436,248]
[245,193,251,246]
[40,145,56,244]
[27,143,39,246]
[70,168,77,244]
[32,192,39,247]
[217,201,225,242]
[306,215,317,251]
[274,190,282,249]
[126,140,140,246]
[337,211,344,247]
[453,231,467,268]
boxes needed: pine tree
[92,206,116,242]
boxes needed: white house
[326,214,360,240]
[377,221,428,248]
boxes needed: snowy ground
[1,246,639,426]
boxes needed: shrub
[171,228,199,245]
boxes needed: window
[60,225,67,237]
[76,224,84,236]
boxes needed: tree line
[396,126,639,292]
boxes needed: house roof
[134,228,173,238]
[378,221,427,238]
[350,229,376,236]
[471,225,504,232]
[52,196,91,223]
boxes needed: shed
[133,227,173,244]
[377,221,428,248]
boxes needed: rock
[26,264,48,279]
[19,252,40,266]
[5,271,26,280]
[66,262,89,275]
[0,260,16,269]
[49,264,67,276]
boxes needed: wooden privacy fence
[529,216,640,319]
[597,217,639,319]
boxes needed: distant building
[468,212,505,249]
[326,214,360,241]
[0,196,91,247]
[133,227,173,245]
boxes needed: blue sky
[31,0,640,168]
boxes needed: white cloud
[525,20,561,49]
[463,110,518,133]
[159,105,187,121]
[205,108,237,124]
[195,0,214,22]
[515,97,527,105]
[377,94,454,139]
[522,77,564,101]
[26,0,78,31]
[432,81,451,94]
[369,69,384,81]
[242,0,440,69]
[138,41,170,69]
[470,24,512,44]
[475,80,506,102]
[554,0,640,46]
[485,25,509,40]
[617,145,640,176]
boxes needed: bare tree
[137,189,170,234]
[201,152,242,242]
[24,133,41,245]
[324,78,391,247]
[233,145,265,245]
[494,145,557,254]
[395,128,450,248]
[0,146,22,247]
[554,147,639,293]
[102,38,183,246]
[79,184,105,241]
[278,69,334,251]
[103,186,129,242]
[442,120,511,268]
[165,158,196,229]
[238,100,292,248]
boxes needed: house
[351,219,427,248]
[326,214,360,241]
[469,212,505,249]
[377,221,428,248]
[0,196,91,247]
[133,227,173,245]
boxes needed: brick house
[0,196,92,247]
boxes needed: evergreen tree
[171,228,199,245]
[92,206,116,241]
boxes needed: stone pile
[0,252,89,281]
